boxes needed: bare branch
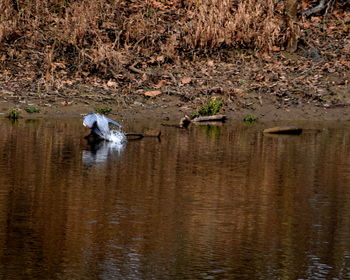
[303,0,329,16]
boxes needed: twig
[166,72,177,83]
[303,0,329,16]
[128,62,145,74]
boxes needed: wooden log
[126,130,161,140]
[263,126,302,135]
[192,114,227,123]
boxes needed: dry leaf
[107,80,117,87]
[155,80,167,89]
[301,1,309,10]
[144,90,161,97]
[207,60,214,67]
[156,55,164,63]
[342,42,350,54]
[311,16,321,23]
[148,58,156,64]
[53,62,66,69]
[302,21,311,29]
[60,101,73,105]
[271,46,280,52]
[182,77,192,84]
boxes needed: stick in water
[126,130,161,140]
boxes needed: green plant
[25,107,40,113]
[191,98,223,119]
[7,109,20,120]
[95,106,112,115]
[243,114,257,123]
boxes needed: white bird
[83,113,122,140]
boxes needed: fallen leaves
[342,42,350,54]
[181,77,192,85]
[60,100,73,105]
[107,80,117,87]
[155,80,167,89]
[207,60,215,67]
[144,90,162,97]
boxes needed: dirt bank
[0,79,349,123]
[1,50,350,123]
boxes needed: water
[0,119,349,280]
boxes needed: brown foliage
[0,0,342,81]
[181,0,284,51]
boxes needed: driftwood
[192,114,227,122]
[85,130,161,142]
[179,114,227,128]
[126,130,161,140]
[263,126,302,135]
[163,114,227,129]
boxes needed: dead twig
[128,62,145,75]
[303,0,330,16]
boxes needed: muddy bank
[1,45,349,123]
[0,88,349,123]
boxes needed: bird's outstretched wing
[83,113,122,128]
[106,117,122,128]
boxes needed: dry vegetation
[0,0,298,80]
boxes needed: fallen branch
[128,62,145,75]
[303,0,330,16]
[177,114,227,128]
[126,130,161,140]
[192,114,227,122]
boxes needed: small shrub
[25,107,40,113]
[7,109,20,120]
[95,106,112,115]
[243,114,257,123]
[191,98,223,119]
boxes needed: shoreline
[1,96,349,123]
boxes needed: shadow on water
[0,119,350,280]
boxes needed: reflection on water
[0,119,349,280]
[82,139,126,166]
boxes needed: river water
[0,118,349,280]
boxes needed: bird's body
[83,113,123,141]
